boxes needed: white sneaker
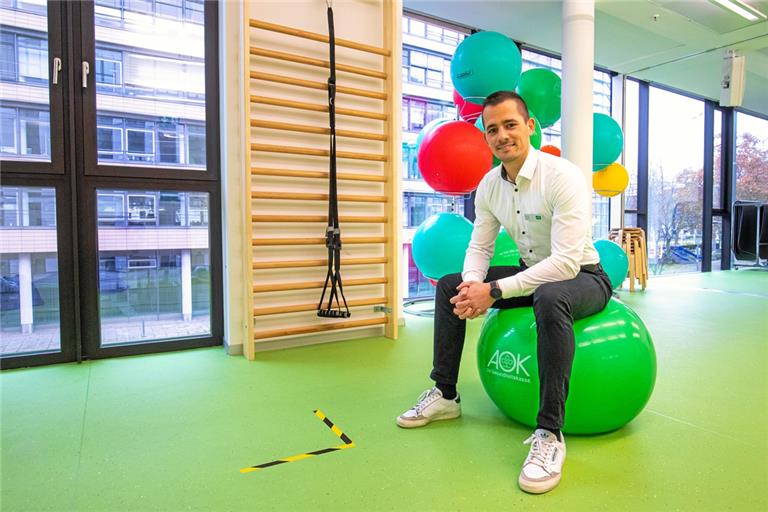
[396,387,461,428]
[518,429,566,494]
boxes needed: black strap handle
[318,6,350,319]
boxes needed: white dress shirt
[462,149,600,298]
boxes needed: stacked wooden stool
[608,227,648,291]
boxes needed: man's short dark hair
[482,90,530,121]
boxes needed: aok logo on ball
[487,350,532,384]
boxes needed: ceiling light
[710,0,768,21]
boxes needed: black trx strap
[318,4,350,319]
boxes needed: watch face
[490,283,502,299]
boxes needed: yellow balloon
[593,163,629,197]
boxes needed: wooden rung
[251,167,387,183]
[250,71,386,100]
[251,143,387,162]
[253,277,387,293]
[252,257,388,270]
[253,317,388,340]
[251,214,387,223]
[253,297,386,316]
[251,119,386,141]
[251,191,387,203]
[250,47,387,79]
[252,236,387,246]
[249,19,390,57]
[251,95,387,121]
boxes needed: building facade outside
[0,0,212,356]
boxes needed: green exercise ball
[412,212,473,280]
[517,68,561,129]
[477,298,656,434]
[594,239,629,289]
[451,31,522,104]
[490,230,520,266]
[530,115,542,149]
[593,113,623,171]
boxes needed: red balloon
[418,121,493,195]
[428,278,439,287]
[541,145,561,157]
[453,89,483,123]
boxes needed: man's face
[482,99,535,165]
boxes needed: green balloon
[517,68,561,129]
[416,118,451,153]
[594,239,628,289]
[530,115,542,149]
[593,113,623,171]
[477,298,656,434]
[490,230,520,266]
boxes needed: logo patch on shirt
[524,214,544,221]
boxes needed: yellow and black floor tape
[240,410,355,473]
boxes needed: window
[17,36,47,84]
[97,193,125,224]
[0,32,16,81]
[156,0,182,20]
[0,188,19,227]
[19,109,49,158]
[735,112,768,203]
[1,1,220,366]
[97,126,123,156]
[127,193,156,223]
[187,125,205,166]
[95,48,123,90]
[647,86,704,275]
[1,107,17,154]
[158,123,182,164]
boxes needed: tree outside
[647,129,768,275]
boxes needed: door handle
[82,61,90,88]
[52,57,62,85]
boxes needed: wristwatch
[489,280,503,300]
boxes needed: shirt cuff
[497,275,522,298]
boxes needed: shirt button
[529,249,533,253]
[515,188,519,192]
[516,210,520,214]
[522,231,526,235]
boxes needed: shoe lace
[413,388,441,414]
[523,433,557,472]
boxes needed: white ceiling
[404,0,768,116]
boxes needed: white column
[19,253,33,334]
[21,190,30,227]
[181,249,192,322]
[561,0,595,190]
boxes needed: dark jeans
[430,264,613,432]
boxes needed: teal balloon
[474,116,500,167]
[475,115,541,151]
[490,230,520,266]
[451,31,522,105]
[594,239,628,289]
[416,118,451,153]
[477,298,656,434]
[517,68,561,129]
[593,113,623,171]
[412,213,473,279]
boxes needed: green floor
[2,271,767,511]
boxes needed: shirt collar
[499,149,539,183]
